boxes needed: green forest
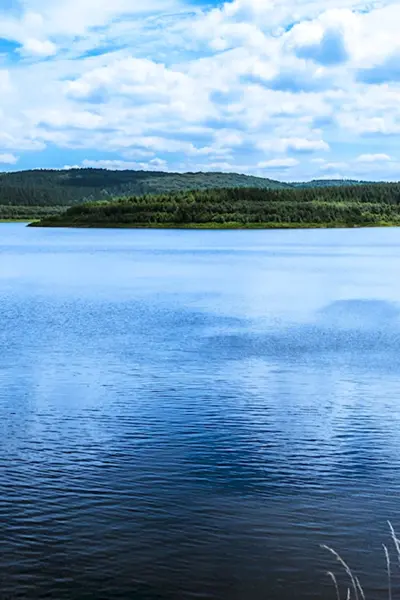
[0,167,389,226]
[0,168,290,206]
[0,168,297,220]
[0,205,66,221]
[32,183,400,229]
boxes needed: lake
[1,223,400,599]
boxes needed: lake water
[2,224,400,599]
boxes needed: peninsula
[32,183,400,229]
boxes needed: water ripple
[2,225,400,599]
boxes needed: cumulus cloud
[0,153,18,164]
[320,161,348,172]
[259,137,329,153]
[0,0,398,180]
[358,54,400,84]
[258,158,299,169]
[295,28,349,66]
[78,158,169,170]
[356,154,392,163]
[21,38,57,56]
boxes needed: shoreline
[29,221,399,230]
[0,219,37,223]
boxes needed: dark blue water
[2,224,400,599]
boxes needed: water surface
[1,224,400,599]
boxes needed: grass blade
[327,571,341,600]
[388,521,400,567]
[322,545,359,600]
[383,544,392,600]
[355,576,366,600]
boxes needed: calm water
[2,224,400,599]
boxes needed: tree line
[0,168,289,208]
[0,205,66,220]
[34,184,400,228]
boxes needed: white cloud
[0,153,18,164]
[0,70,12,94]
[0,0,398,180]
[21,38,57,56]
[317,173,348,180]
[0,1,182,56]
[320,161,349,171]
[259,137,329,153]
[338,114,400,135]
[356,153,392,163]
[258,158,299,169]
[30,108,104,130]
[80,157,169,170]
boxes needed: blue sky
[0,0,399,181]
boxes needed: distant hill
[0,169,393,219]
[0,168,291,207]
[294,179,370,188]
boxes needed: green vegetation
[292,179,369,188]
[0,205,67,221]
[0,168,396,229]
[0,168,290,207]
[322,521,400,600]
[32,183,400,229]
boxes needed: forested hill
[293,179,368,188]
[34,183,400,229]
[0,169,291,207]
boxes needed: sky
[0,0,399,181]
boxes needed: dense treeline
[292,179,368,188]
[0,169,290,207]
[0,205,66,221]
[33,184,400,228]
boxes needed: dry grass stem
[388,521,400,567]
[383,543,392,600]
[355,576,366,600]
[322,545,359,600]
[327,571,341,600]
